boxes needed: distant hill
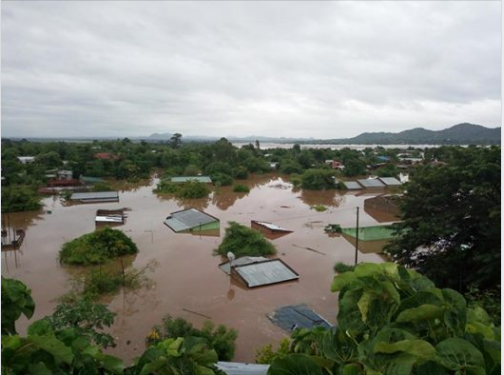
[319,123,501,145]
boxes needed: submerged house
[251,221,293,236]
[70,191,119,203]
[164,208,220,233]
[220,257,299,288]
[170,176,213,184]
[95,209,126,224]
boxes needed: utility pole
[355,207,360,265]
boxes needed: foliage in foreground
[59,227,138,265]
[214,221,276,258]
[268,262,501,375]
[146,315,238,361]
[154,180,211,199]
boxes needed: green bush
[214,221,276,258]
[147,315,238,361]
[155,180,211,199]
[91,182,113,192]
[255,338,291,364]
[59,227,138,265]
[232,166,249,180]
[1,185,42,213]
[301,169,336,190]
[280,160,303,175]
[333,262,355,273]
[211,173,233,186]
[324,224,342,234]
[233,184,250,193]
[82,268,139,300]
[311,205,327,212]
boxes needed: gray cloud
[1,1,501,138]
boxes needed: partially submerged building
[268,304,332,332]
[79,176,105,185]
[378,177,402,187]
[170,176,213,184]
[342,181,363,190]
[251,221,293,236]
[70,191,119,203]
[95,209,126,224]
[220,257,299,288]
[164,208,220,233]
[356,178,386,189]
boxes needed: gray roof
[357,179,386,188]
[378,177,402,186]
[216,362,269,375]
[233,259,299,288]
[219,256,269,275]
[343,181,362,190]
[70,191,119,200]
[170,176,212,183]
[164,208,218,232]
[268,304,333,332]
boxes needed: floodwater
[3,174,393,364]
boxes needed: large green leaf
[354,263,382,278]
[269,354,324,375]
[396,304,444,323]
[357,292,372,323]
[331,272,357,292]
[28,334,74,365]
[436,338,486,375]
[374,339,436,360]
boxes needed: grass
[154,180,211,199]
[214,221,276,258]
[59,227,138,265]
[311,205,327,212]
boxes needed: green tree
[215,221,276,258]
[300,169,336,190]
[170,133,183,149]
[343,159,366,177]
[385,147,500,293]
[1,185,42,213]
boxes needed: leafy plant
[300,169,336,190]
[311,205,327,212]
[324,224,342,234]
[1,185,42,213]
[333,262,355,273]
[255,338,291,364]
[60,227,138,265]
[215,221,276,258]
[268,262,501,375]
[146,315,238,361]
[233,184,250,193]
[1,277,35,335]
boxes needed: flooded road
[3,174,392,364]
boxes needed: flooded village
[2,171,395,363]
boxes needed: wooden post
[355,207,360,265]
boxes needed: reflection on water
[10,173,390,364]
[341,234,392,255]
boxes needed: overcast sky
[2,1,501,139]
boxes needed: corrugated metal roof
[343,181,362,190]
[378,177,402,186]
[268,304,333,332]
[164,208,218,232]
[357,179,385,188]
[216,362,269,375]
[219,256,269,275]
[252,221,291,232]
[70,191,119,200]
[171,176,212,183]
[234,259,299,288]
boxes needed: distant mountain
[320,123,501,145]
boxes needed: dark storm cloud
[1,1,501,138]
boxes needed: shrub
[324,224,342,234]
[232,166,249,180]
[215,221,276,258]
[255,338,291,364]
[211,173,233,186]
[233,184,250,193]
[59,227,138,265]
[147,315,238,361]
[333,262,355,273]
[154,180,211,199]
[91,182,112,192]
[300,169,336,190]
[81,268,139,300]
[311,205,327,212]
[1,185,42,213]
[280,160,303,175]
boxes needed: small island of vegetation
[215,221,276,258]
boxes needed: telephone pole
[355,207,360,265]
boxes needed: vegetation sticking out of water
[59,227,138,265]
[1,185,42,213]
[154,180,211,199]
[333,261,355,273]
[215,221,276,258]
[232,184,250,193]
[146,315,238,361]
[311,204,327,212]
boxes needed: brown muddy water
[3,174,394,364]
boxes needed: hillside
[322,123,501,145]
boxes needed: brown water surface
[4,174,392,364]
